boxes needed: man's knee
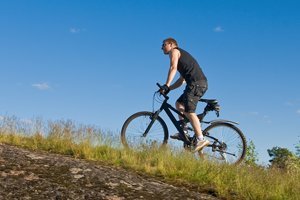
[176,101,184,110]
[184,112,196,118]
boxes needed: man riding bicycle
[160,38,209,152]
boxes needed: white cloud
[248,112,272,123]
[70,27,86,34]
[214,26,224,32]
[297,109,300,114]
[70,27,80,33]
[263,115,272,124]
[32,83,50,90]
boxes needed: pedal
[170,133,184,140]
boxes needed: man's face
[161,42,172,55]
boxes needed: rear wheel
[121,111,169,150]
[202,122,247,165]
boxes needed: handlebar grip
[156,83,169,100]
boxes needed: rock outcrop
[0,144,218,200]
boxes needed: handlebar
[156,83,169,100]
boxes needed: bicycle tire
[202,122,247,165]
[121,111,169,150]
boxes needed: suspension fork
[142,97,169,137]
[142,109,162,137]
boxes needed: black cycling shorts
[176,82,207,113]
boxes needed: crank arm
[215,149,236,157]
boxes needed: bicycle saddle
[199,99,218,104]
[200,99,221,113]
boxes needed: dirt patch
[0,143,220,200]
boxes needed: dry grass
[0,115,299,200]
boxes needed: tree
[244,140,259,166]
[267,146,294,169]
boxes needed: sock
[197,135,204,141]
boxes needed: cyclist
[160,38,209,152]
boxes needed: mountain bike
[121,83,247,165]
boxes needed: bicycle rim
[202,122,246,165]
[121,112,168,150]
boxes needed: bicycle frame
[154,96,188,136]
[147,89,209,146]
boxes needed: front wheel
[202,122,247,165]
[121,111,169,150]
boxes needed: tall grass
[0,115,299,200]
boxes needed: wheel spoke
[203,123,246,164]
[121,112,168,150]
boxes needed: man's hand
[160,84,170,95]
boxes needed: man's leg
[185,112,209,152]
[176,101,185,120]
[184,112,202,137]
[170,101,187,140]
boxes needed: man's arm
[165,49,180,87]
[169,76,185,91]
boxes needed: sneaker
[193,139,210,152]
[170,127,190,140]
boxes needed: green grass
[0,116,299,200]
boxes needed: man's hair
[163,38,178,47]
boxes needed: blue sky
[1,0,299,164]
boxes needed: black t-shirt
[177,48,207,85]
